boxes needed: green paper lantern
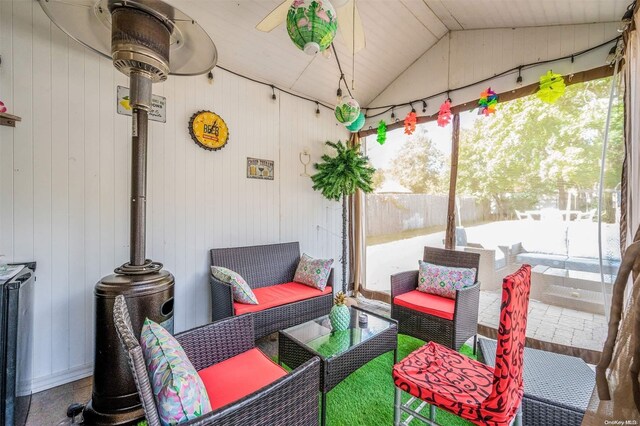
[335,96,360,125]
[286,0,338,55]
[345,112,365,132]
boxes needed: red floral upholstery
[393,264,531,426]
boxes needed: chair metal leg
[394,387,402,426]
[429,404,436,420]
[511,404,523,426]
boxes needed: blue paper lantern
[345,112,365,132]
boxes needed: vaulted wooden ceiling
[173,0,628,106]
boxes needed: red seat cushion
[393,290,455,320]
[198,348,287,410]
[393,342,500,425]
[234,282,332,315]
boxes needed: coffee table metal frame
[278,306,398,426]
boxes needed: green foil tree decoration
[377,120,387,145]
[311,141,375,293]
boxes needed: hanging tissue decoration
[346,112,365,132]
[437,99,452,127]
[404,111,417,135]
[377,120,387,145]
[335,96,361,125]
[286,0,338,55]
[478,87,498,116]
[537,71,566,104]
[0,101,6,114]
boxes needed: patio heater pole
[445,113,460,250]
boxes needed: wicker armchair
[210,242,333,339]
[113,295,321,426]
[391,246,481,352]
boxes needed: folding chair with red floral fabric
[392,264,532,426]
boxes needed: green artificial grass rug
[322,334,474,426]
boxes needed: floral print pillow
[293,253,333,291]
[211,266,258,305]
[140,319,212,426]
[417,261,476,299]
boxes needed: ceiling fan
[257,0,365,54]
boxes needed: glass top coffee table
[278,306,398,426]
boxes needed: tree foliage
[457,77,623,216]
[388,127,448,194]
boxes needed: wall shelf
[0,112,21,127]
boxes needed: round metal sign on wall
[188,110,229,151]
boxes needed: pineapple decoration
[330,291,350,331]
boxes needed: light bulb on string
[516,66,523,86]
[336,87,343,103]
[271,85,277,101]
[390,108,396,122]
[422,100,427,113]
[315,102,320,115]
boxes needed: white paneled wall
[365,22,620,126]
[0,1,347,391]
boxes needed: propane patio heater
[38,0,217,423]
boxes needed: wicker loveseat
[113,295,321,426]
[210,242,334,339]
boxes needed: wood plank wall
[0,1,347,391]
[365,22,620,128]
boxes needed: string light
[207,70,214,85]
[422,100,427,113]
[364,35,620,119]
[516,66,523,86]
[315,102,320,115]
[271,85,277,101]
[390,108,395,121]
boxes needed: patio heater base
[84,269,174,426]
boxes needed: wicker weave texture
[113,295,161,426]
[423,246,481,282]
[210,242,300,289]
[252,293,333,339]
[390,247,480,351]
[478,337,593,426]
[279,319,398,392]
[210,242,334,339]
[185,358,321,426]
[114,296,321,426]
[176,314,255,371]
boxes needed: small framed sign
[189,110,229,151]
[117,86,166,123]
[247,158,274,180]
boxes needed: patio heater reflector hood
[38,0,217,423]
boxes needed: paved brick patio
[357,292,607,353]
[478,290,607,352]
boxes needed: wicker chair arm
[185,357,321,426]
[454,282,480,321]
[210,275,234,322]
[176,315,255,371]
[327,268,335,289]
[391,270,419,299]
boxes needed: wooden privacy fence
[366,194,485,237]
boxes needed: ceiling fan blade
[337,0,366,53]
[256,0,294,32]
